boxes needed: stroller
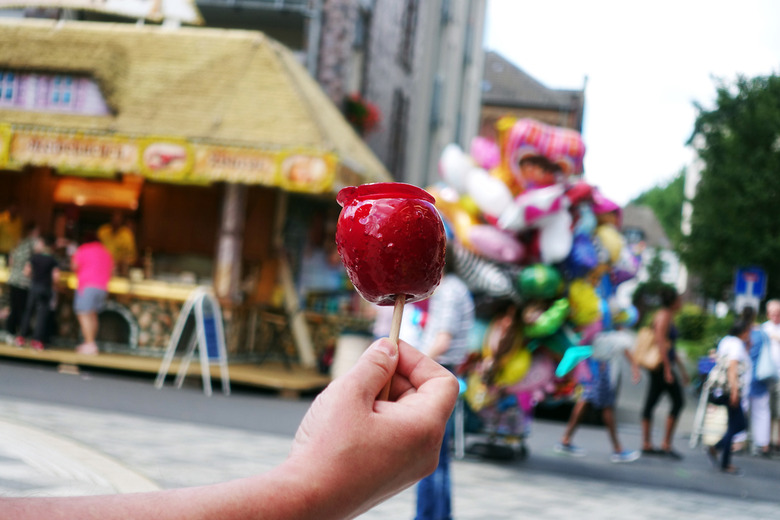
[454,374,532,461]
[453,314,545,461]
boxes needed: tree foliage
[630,170,685,248]
[681,75,780,300]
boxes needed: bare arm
[1,339,458,520]
[427,331,453,362]
[727,359,740,407]
[623,348,641,384]
[653,310,673,381]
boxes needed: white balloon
[465,168,513,218]
[539,210,573,264]
[438,143,473,193]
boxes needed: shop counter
[0,267,199,354]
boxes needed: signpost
[734,266,767,314]
[155,286,230,396]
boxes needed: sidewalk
[0,397,778,519]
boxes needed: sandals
[662,449,683,460]
[642,446,682,459]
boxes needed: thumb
[344,338,399,401]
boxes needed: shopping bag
[756,343,778,382]
[632,326,661,370]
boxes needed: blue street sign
[734,267,767,298]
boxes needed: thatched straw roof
[0,18,391,191]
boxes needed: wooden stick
[379,294,405,400]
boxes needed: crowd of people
[704,301,780,475]
[0,203,135,355]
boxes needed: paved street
[0,359,778,519]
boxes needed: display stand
[154,286,230,396]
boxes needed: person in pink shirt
[71,231,113,355]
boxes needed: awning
[0,18,392,193]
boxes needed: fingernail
[374,338,398,358]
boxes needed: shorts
[74,287,108,314]
[581,359,617,409]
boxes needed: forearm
[727,362,739,397]
[2,464,321,520]
[427,332,452,361]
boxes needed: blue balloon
[555,345,593,378]
[564,233,598,278]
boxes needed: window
[397,0,418,72]
[0,70,18,105]
[50,75,75,107]
[0,70,108,115]
[388,89,410,179]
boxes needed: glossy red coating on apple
[336,183,446,306]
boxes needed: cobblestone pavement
[0,397,777,519]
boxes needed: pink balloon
[505,354,555,394]
[468,224,525,263]
[470,136,501,170]
[578,320,603,345]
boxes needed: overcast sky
[484,0,780,206]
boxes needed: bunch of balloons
[433,117,641,413]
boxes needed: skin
[1,339,459,520]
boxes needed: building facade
[479,50,586,140]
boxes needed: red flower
[344,93,381,134]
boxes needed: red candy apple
[336,183,446,306]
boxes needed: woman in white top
[707,318,752,475]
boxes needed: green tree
[681,74,780,300]
[630,170,685,248]
[631,249,675,322]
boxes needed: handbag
[632,326,662,370]
[706,355,731,404]
[706,351,745,405]
[756,341,779,382]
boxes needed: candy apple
[336,183,446,306]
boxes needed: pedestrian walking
[555,349,642,463]
[640,286,689,459]
[707,317,752,475]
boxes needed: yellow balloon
[595,224,625,264]
[429,186,479,249]
[458,195,482,217]
[568,278,602,327]
[494,347,532,387]
[464,372,496,412]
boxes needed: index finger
[394,340,458,399]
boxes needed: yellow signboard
[9,130,138,176]
[1,126,338,193]
[0,124,10,168]
[193,146,278,185]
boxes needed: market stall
[0,18,390,368]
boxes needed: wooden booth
[0,18,390,372]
